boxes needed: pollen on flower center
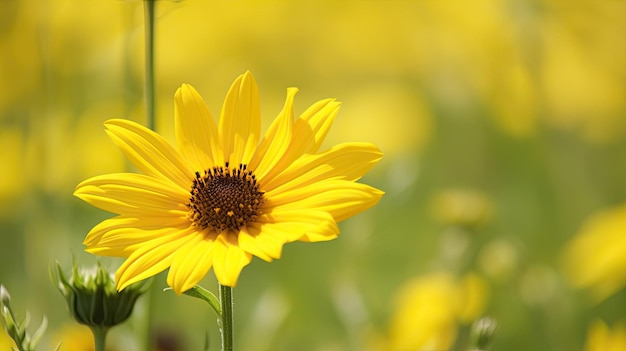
[188,163,265,233]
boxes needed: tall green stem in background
[144,0,156,130]
[140,3,156,351]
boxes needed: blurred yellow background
[1,0,625,350]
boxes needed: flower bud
[0,285,10,307]
[469,316,498,351]
[51,262,147,330]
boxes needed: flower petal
[266,180,384,222]
[257,209,339,243]
[212,233,252,287]
[237,225,283,262]
[167,233,216,294]
[115,228,197,290]
[105,119,193,190]
[83,215,190,255]
[175,84,223,171]
[218,71,261,166]
[238,207,340,261]
[261,209,339,238]
[74,173,189,216]
[263,142,383,192]
[249,87,296,181]
[286,98,341,160]
[87,228,188,257]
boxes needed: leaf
[164,285,221,318]
[29,316,48,349]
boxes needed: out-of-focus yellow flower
[386,272,488,351]
[0,329,16,350]
[0,2,42,110]
[51,324,121,351]
[431,189,493,228]
[585,319,626,351]
[561,204,626,301]
[414,1,626,143]
[331,84,433,157]
[539,4,626,143]
[0,0,131,110]
[52,324,95,351]
[488,62,538,137]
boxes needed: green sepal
[29,316,48,349]
[51,261,148,329]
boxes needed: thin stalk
[143,0,156,130]
[91,327,108,351]
[140,3,156,351]
[219,283,234,351]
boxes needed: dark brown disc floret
[188,163,264,233]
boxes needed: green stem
[140,3,156,351]
[91,327,108,351]
[143,0,156,131]
[219,283,234,351]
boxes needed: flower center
[188,163,264,233]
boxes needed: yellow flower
[386,272,488,351]
[75,71,383,294]
[0,329,16,350]
[431,188,493,228]
[585,319,626,351]
[561,204,626,301]
[52,324,97,351]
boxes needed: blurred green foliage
[1,0,625,350]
